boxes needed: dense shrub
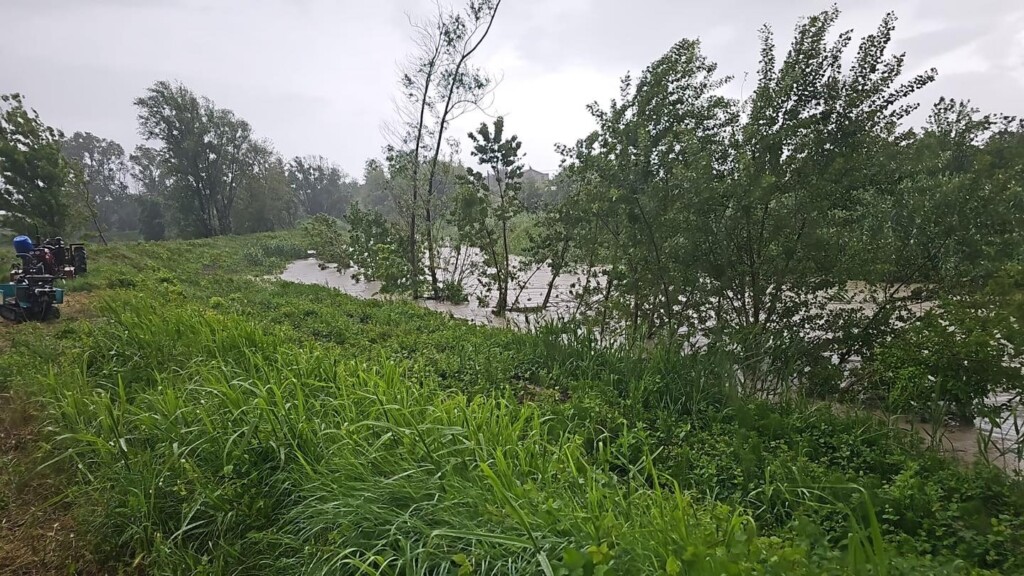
[859,298,1024,424]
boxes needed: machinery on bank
[8,235,87,282]
[1,235,72,322]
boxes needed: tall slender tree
[458,117,524,315]
[387,0,503,297]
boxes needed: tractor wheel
[73,249,87,275]
[46,306,61,321]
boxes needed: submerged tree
[558,7,949,390]
[457,117,524,316]
[387,0,503,297]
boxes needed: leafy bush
[859,298,1023,424]
[301,213,347,266]
[343,203,416,294]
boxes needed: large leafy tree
[134,81,255,238]
[696,9,937,384]
[235,143,298,233]
[287,155,353,218]
[559,8,945,389]
[62,131,136,239]
[0,93,78,236]
[562,37,735,335]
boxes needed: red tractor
[9,236,87,282]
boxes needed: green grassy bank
[1,232,1022,575]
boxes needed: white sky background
[2,0,1023,179]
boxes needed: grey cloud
[1,0,1021,174]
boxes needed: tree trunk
[409,209,418,297]
[424,0,502,298]
[499,214,511,316]
[541,240,569,310]
[425,207,439,297]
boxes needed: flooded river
[280,257,1023,473]
[281,256,587,329]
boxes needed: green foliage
[240,235,307,270]
[344,202,415,294]
[61,131,137,235]
[457,116,526,313]
[301,213,347,266]
[860,298,1024,424]
[0,93,78,236]
[1,233,1019,574]
[384,0,503,297]
[233,143,299,234]
[4,5,1024,574]
[287,155,356,218]
[138,196,166,241]
[551,6,1024,400]
[134,81,257,238]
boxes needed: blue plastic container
[13,235,33,254]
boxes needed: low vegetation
[0,233,1021,575]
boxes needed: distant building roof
[523,166,550,183]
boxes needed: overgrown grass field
[2,232,1023,574]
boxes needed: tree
[558,8,944,391]
[457,117,524,315]
[694,9,936,387]
[421,0,503,297]
[562,36,735,336]
[287,155,353,218]
[388,0,503,297]
[134,81,256,238]
[521,173,584,311]
[356,159,392,213]
[62,131,136,242]
[235,143,298,233]
[0,93,78,236]
[130,145,170,198]
[131,145,170,241]
[138,196,166,241]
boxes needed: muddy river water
[280,257,1023,472]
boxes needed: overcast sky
[3,0,1023,178]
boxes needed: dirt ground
[0,293,105,575]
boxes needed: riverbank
[283,255,1024,471]
[2,232,1022,574]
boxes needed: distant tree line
[0,82,420,242]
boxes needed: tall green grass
[1,232,1020,574]
[33,299,828,574]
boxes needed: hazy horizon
[3,0,1022,178]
